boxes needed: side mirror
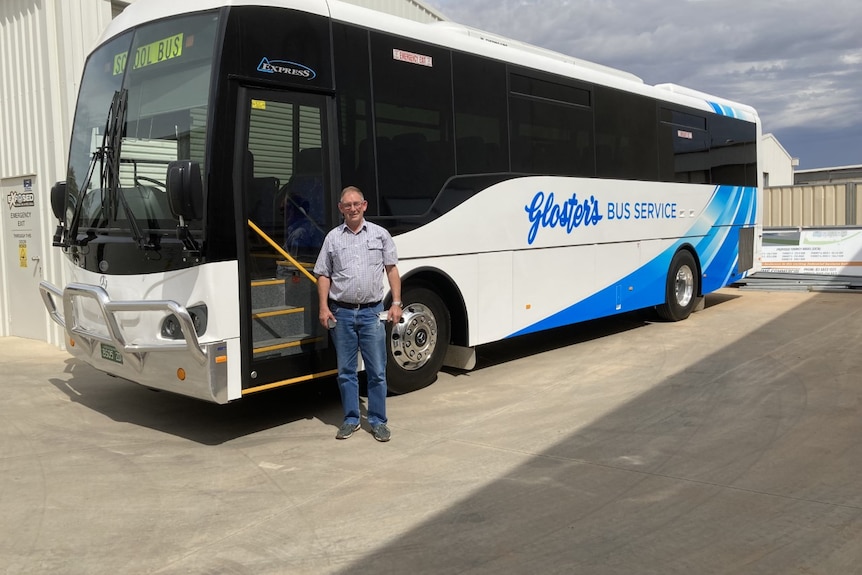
[50,181,66,222]
[166,160,203,220]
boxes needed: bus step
[251,304,307,341]
[253,335,325,357]
[250,278,288,309]
[252,305,304,317]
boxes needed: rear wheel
[656,250,699,321]
[386,286,450,394]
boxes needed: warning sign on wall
[3,174,46,341]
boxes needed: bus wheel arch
[385,271,464,394]
[656,247,701,322]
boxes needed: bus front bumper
[39,280,232,404]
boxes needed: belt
[329,299,381,310]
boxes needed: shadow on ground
[49,367,344,445]
[337,291,862,574]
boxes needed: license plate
[100,343,124,364]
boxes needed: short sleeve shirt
[313,219,398,304]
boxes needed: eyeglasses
[340,201,366,209]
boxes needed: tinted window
[659,124,710,184]
[709,115,757,187]
[453,52,509,174]
[370,33,454,217]
[659,107,710,183]
[509,97,594,176]
[594,86,658,181]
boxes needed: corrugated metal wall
[1,0,115,178]
[249,102,322,184]
[0,0,116,343]
[765,183,862,227]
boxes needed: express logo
[7,191,35,210]
[256,57,316,80]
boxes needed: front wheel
[656,250,699,322]
[386,286,450,394]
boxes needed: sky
[422,0,862,170]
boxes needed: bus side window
[369,31,454,217]
[594,86,657,181]
[709,115,758,187]
[658,108,710,184]
[453,52,508,175]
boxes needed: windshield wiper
[66,89,137,247]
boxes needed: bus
[40,0,761,404]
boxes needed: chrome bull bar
[39,281,207,371]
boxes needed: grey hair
[340,186,364,201]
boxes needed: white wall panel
[761,134,794,187]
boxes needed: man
[314,186,403,441]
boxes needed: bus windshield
[65,11,219,244]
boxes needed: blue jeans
[330,302,387,427]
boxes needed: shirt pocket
[366,238,384,265]
[332,245,352,270]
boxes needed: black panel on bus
[221,6,333,90]
[709,114,758,187]
[594,85,658,181]
[367,31,455,218]
[658,105,757,187]
[508,67,594,178]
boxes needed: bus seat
[243,150,280,231]
[282,147,325,255]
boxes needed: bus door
[238,88,336,392]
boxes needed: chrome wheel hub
[389,303,438,371]
[674,265,694,308]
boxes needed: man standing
[314,186,402,441]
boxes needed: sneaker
[371,423,391,442]
[336,422,360,440]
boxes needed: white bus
[40,0,761,403]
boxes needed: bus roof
[102,0,758,122]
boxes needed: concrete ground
[2,287,862,574]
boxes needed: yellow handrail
[247,219,317,284]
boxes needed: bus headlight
[161,305,208,339]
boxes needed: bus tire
[656,250,698,322]
[386,286,450,394]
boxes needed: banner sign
[761,228,862,276]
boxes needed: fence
[764,182,861,227]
